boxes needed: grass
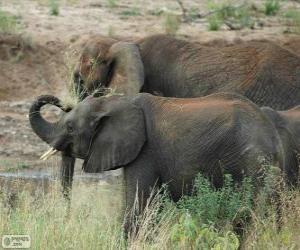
[1,172,299,249]
[0,10,18,34]
[284,9,300,34]
[48,0,59,16]
[163,13,181,35]
[208,15,222,31]
[264,0,280,16]
[206,1,254,31]
[0,160,31,172]
[107,0,118,8]
[120,8,141,18]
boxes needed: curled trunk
[29,95,63,144]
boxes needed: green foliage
[264,0,280,16]
[206,1,254,31]
[48,0,59,16]
[284,9,300,34]
[177,174,254,228]
[163,13,181,35]
[0,10,18,34]
[170,214,239,249]
[120,8,141,17]
[208,15,222,31]
[107,0,118,8]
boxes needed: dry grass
[1,173,299,249]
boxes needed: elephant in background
[73,34,300,110]
[29,92,290,233]
[261,106,300,186]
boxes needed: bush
[48,0,59,16]
[206,1,254,31]
[176,174,254,228]
[208,15,222,31]
[284,9,300,34]
[264,0,280,16]
[163,13,181,35]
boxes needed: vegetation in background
[0,10,18,34]
[206,1,254,31]
[48,0,59,16]
[120,8,141,18]
[163,13,181,35]
[284,9,300,34]
[107,0,118,8]
[264,0,280,16]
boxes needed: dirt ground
[0,0,300,174]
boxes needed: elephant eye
[66,123,74,133]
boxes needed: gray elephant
[63,34,300,200]
[261,106,300,186]
[73,34,300,110]
[29,92,289,233]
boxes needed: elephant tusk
[40,147,58,161]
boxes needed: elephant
[73,34,300,110]
[261,106,300,187]
[64,34,300,199]
[29,92,290,233]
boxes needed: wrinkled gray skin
[30,92,288,234]
[261,106,300,186]
[66,35,300,201]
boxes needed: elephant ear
[106,42,144,95]
[83,97,146,173]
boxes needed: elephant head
[29,95,146,172]
[73,38,144,100]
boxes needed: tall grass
[0,173,299,249]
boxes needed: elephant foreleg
[123,160,159,237]
[60,152,75,201]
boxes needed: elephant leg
[60,151,75,201]
[123,160,159,238]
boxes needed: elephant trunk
[29,95,63,145]
[109,42,144,95]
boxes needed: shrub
[176,174,254,228]
[284,9,300,34]
[206,1,254,31]
[163,13,181,35]
[208,15,222,31]
[264,0,280,16]
[48,0,59,16]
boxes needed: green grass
[120,8,141,17]
[206,1,254,31]
[284,9,300,34]
[1,173,299,249]
[163,13,181,35]
[264,0,280,16]
[107,0,118,8]
[208,15,222,31]
[48,0,59,16]
[0,10,18,34]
